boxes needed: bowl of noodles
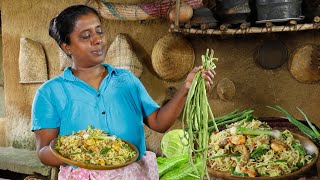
[50,127,139,170]
[207,119,319,180]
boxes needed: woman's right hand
[34,128,65,167]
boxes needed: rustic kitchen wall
[0,33,4,118]
[1,0,319,155]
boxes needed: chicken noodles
[55,127,137,166]
[207,120,314,177]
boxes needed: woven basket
[288,45,320,83]
[151,34,195,82]
[18,38,48,83]
[90,0,204,21]
[104,34,143,78]
[59,49,73,71]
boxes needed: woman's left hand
[201,67,216,92]
[201,67,216,93]
[184,66,216,94]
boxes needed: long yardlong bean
[182,49,218,180]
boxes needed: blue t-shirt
[31,64,159,159]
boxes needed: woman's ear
[61,43,72,56]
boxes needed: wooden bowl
[50,138,139,170]
[208,132,319,180]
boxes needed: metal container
[217,0,251,25]
[302,0,320,20]
[216,0,246,10]
[256,0,303,22]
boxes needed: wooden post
[175,0,180,28]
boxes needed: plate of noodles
[50,126,139,170]
[207,119,319,180]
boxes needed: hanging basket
[89,0,203,21]
[18,38,48,83]
[151,33,194,82]
[288,44,320,83]
[104,33,143,78]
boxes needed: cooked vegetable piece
[256,160,287,168]
[292,142,306,156]
[250,145,269,159]
[230,126,281,139]
[209,153,241,159]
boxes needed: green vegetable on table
[160,160,201,180]
[158,154,189,177]
[160,129,189,158]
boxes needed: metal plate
[256,39,288,69]
[256,16,305,23]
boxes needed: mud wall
[1,0,319,155]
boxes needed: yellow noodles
[56,128,137,166]
[207,120,314,177]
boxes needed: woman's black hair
[49,5,101,46]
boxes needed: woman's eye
[96,29,104,35]
[81,35,90,39]
[81,32,91,39]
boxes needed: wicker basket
[104,34,143,78]
[151,33,195,82]
[18,38,48,83]
[59,49,72,71]
[288,44,320,83]
[89,0,204,21]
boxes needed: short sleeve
[131,75,160,118]
[31,88,60,131]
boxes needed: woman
[31,5,216,180]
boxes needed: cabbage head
[160,129,189,158]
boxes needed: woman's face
[63,12,106,67]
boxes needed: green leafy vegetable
[158,154,189,177]
[161,129,189,158]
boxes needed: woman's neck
[71,64,108,89]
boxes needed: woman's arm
[34,128,65,167]
[145,66,216,133]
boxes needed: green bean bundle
[182,49,218,179]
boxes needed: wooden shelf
[170,0,320,35]
[169,21,320,35]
